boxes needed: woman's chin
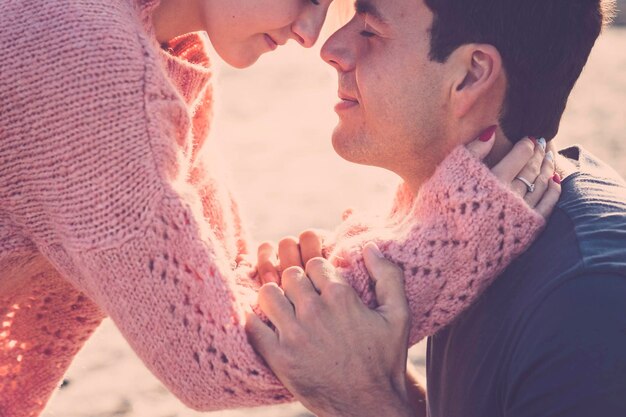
[218,48,262,69]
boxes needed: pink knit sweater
[0,0,544,415]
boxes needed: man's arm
[246,243,422,417]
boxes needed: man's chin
[331,129,374,167]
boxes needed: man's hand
[246,243,415,417]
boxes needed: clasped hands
[245,232,415,417]
[243,134,561,416]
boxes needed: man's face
[321,0,449,182]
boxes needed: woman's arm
[0,10,289,411]
[329,141,554,344]
[265,138,557,345]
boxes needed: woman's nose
[291,10,327,48]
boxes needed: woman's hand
[256,229,325,285]
[466,130,562,220]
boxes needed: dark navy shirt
[427,146,626,417]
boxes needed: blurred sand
[616,0,626,25]
[42,26,626,417]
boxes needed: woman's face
[199,0,334,68]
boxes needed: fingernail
[545,150,554,163]
[365,242,384,258]
[478,125,497,142]
[537,137,547,152]
[552,173,561,184]
[263,272,279,283]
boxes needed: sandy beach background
[42,15,626,417]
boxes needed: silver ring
[515,176,535,193]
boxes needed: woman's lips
[264,34,278,51]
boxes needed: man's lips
[336,92,359,111]
[338,92,358,102]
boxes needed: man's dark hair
[424,0,616,141]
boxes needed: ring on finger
[515,176,535,193]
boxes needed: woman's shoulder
[0,0,173,133]
[1,0,158,85]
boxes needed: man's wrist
[316,385,414,417]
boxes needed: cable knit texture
[0,0,544,415]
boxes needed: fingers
[257,283,295,331]
[281,266,319,306]
[278,236,303,272]
[524,151,555,208]
[492,137,538,185]
[299,230,323,266]
[245,311,279,363]
[534,174,562,219]
[257,242,279,284]
[509,138,545,197]
[465,125,497,160]
[235,253,253,268]
[362,243,409,323]
[305,257,346,293]
[274,231,323,285]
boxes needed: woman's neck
[152,0,205,43]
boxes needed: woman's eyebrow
[354,0,389,25]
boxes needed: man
[246,0,626,416]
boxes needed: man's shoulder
[447,145,626,336]
[426,147,626,417]
[557,146,626,217]
[494,145,626,350]
[540,146,626,275]
[495,146,626,312]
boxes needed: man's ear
[448,44,503,119]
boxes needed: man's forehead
[354,0,429,25]
[354,0,389,24]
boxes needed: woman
[0,0,558,415]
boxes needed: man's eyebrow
[354,0,388,25]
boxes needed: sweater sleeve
[0,18,290,411]
[0,252,106,416]
[189,160,251,265]
[327,146,546,345]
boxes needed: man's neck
[484,132,515,168]
[406,131,574,198]
[404,132,515,196]
[487,133,571,179]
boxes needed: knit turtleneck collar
[135,0,212,106]
[159,33,213,106]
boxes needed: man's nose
[320,29,353,72]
